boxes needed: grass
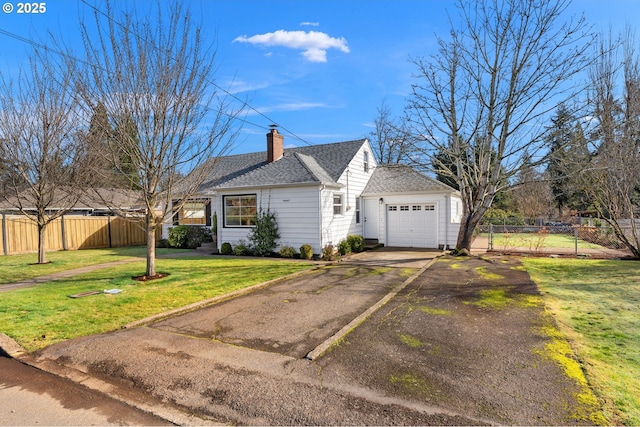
[490,233,604,250]
[524,258,640,426]
[0,246,190,285]
[0,252,313,352]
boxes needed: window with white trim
[388,205,397,211]
[355,197,361,223]
[223,194,257,227]
[363,151,369,172]
[400,205,409,211]
[333,193,343,216]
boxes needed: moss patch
[474,266,504,281]
[465,289,510,310]
[398,333,424,348]
[536,322,607,425]
[418,306,452,316]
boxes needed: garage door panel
[387,204,437,248]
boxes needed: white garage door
[387,203,438,248]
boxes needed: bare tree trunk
[37,224,47,264]
[146,217,156,277]
[456,209,486,253]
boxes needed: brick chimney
[267,127,284,163]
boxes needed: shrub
[168,225,189,248]
[338,239,352,256]
[483,208,525,226]
[220,242,233,255]
[278,245,297,258]
[233,239,252,256]
[321,244,338,261]
[299,244,313,260]
[249,209,280,256]
[347,235,365,253]
[168,225,212,249]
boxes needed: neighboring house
[0,187,146,216]
[169,129,461,254]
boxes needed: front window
[181,201,207,225]
[355,197,361,224]
[224,194,257,227]
[173,199,211,226]
[333,193,343,216]
[363,151,369,172]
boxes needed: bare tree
[369,100,420,165]
[0,52,88,264]
[510,162,554,223]
[583,29,640,257]
[407,0,593,252]
[70,1,240,277]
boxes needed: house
[169,129,461,254]
[0,187,146,217]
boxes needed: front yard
[0,246,190,285]
[0,250,313,351]
[524,258,640,426]
[1,248,638,425]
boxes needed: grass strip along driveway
[524,258,640,426]
[0,250,313,352]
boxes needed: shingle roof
[197,139,366,192]
[362,164,457,195]
[0,187,145,211]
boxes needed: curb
[305,255,441,360]
[0,333,27,358]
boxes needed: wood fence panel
[1,215,159,255]
[110,217,148,247]
[5,216,38,254]
[64,217,109,249]
[44,219,64,251]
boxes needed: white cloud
[245,101,329,116]
[234,30,350,63]
[300,22,320,27]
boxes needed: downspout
[318,185,325,254]
[445,193,450,250]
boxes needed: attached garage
[361,165,461,249]
[386,203,438,248]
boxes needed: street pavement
[0,356,172,426]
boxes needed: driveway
[25,249,600,425]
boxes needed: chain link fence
[477,223,635,258]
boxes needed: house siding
[319,142,376,249]
[216,186,322,253]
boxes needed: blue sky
[1,0,638,155]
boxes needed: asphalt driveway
[25,249,600,425]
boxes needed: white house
[168,129,461,254]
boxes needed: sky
[1,0,639,156]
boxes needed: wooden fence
[1,215,161,255]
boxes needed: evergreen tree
[544,105,591,215]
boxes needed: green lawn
[0,254,313,352]
[491,233,604,250]
[524,258,640,426]
[0,246,190,285]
